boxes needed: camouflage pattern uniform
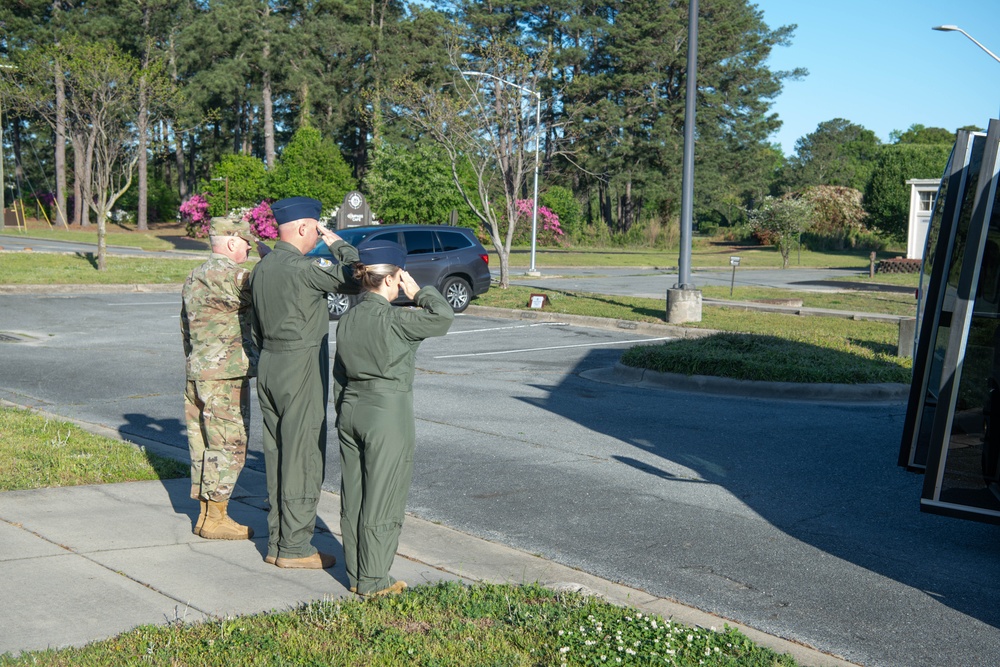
[181,250,258,503]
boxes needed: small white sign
[730,256,741,266]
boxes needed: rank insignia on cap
[313,258,333,268]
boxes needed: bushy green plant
[364,141,477,229]
[798,185,868,250]
[202,153,269,216]
[267,125,355,209]
[864,143,951,239]
[540,186,582,239]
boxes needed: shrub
[203,154,269,217]
[118,176,180,223]
[798,185,868,250]
[242,200,278,240]
[267,125,356,208]
[540,186,582,239]
[864,143,951,239]
[514,199,564,246]
[179,194,210,238]
[364,141,478,229]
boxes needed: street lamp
[461,70,542,276]
[211,176,229,212]
[933,25,1000,118]
[932,25,1000,64]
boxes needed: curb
[582,362,909,404]
[0,283,182,295]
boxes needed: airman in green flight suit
[333,240,454,596]
[249,196,358,569]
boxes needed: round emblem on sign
[349,193,362,209]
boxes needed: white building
[906,178,942,260]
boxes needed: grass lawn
[0,406,186,491]
[0,225,197,252]
[0,252,203,284]
[0,581,798,667]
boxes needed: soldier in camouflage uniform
[181,215,265,540]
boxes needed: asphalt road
[1,290,998,666]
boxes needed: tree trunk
[173,122,187,200]
[243,102,253,155]
[137,76,149,229]
[12,118,23,200]
[82,130,96,228]
[262,47,275,169]
[55,62,68,227]
[72,135,83,225]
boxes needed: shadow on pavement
[517,349,1000,634]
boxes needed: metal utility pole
[675,0,698,290]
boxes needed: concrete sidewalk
[0,460,857,666]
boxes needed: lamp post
[933,25,1000,64]
[461,70,542,276]
[933,25,1000,117]
[211,176,229,212]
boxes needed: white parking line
[433,336,674,359]
[446,322,568,335]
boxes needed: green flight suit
[249,239,358,560]
[333,287,454,594]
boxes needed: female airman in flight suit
[333,240,454,597]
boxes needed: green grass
[0,252,203,284]
[0,581,798,666]
[698,285,918,317]
[622,332,910,384]
[830,271,921,287]
[0,226,196,252]
[0,406,187,490]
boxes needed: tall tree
[780,118,880,193]
[563,0,800,232]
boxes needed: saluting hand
[255,240,272,258]
[317,224,342,246]
[398,270,421,300]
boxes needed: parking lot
[2,290,1000,667]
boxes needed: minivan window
[437,231,473,251]
[403,230,438,255]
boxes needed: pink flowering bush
[515,199,564,246]
[179,194,210,238]
[244,200,278,240]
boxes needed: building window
[919,190,935,212]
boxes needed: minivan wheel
[441,276,471,313]
[327,293,354,320]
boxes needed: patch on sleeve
[313,258,333,269]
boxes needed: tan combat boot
[199,499,254,540]
[193,498,208,535]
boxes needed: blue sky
[757,0,1000,155]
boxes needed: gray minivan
[307,224,492,319]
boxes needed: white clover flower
[558,630,565,636]
[651,619,658,629]
[687,634,694,642]
[560,647,570,654]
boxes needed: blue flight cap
[358,239,406,268]
[271,196,322,225]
